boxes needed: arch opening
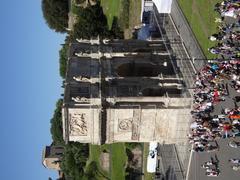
[117,62,174,77]
[142,87,182,97]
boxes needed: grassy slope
[88,143,127,180]
[111,143,127,180]
[101,0,121,29]
[88,144,110,180]
[128,0,142,27]
[178,0,221,59]
[101,0,142,38]
[124,0,142,38]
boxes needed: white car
[147,142,158,173]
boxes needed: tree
[59,44,68,78]
[125,143,142,150]
[59,35,73,78]
[50,99,64,144]
[83,160,110,180]
[71,2,109,39]
[42,0,69,33]
[60,143,89,180]
[84,161,98,180]
[75,0,86,4]
[110,17,124,39]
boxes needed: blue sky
[0,1,65,179]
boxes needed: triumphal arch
[62,38,192,145]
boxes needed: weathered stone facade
[62,39,191,145]
[42,145,64,170]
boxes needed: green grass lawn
[88,143,127,180]
[125,0,142,38]
[110,143,127,180]
[88,144,110,180]
[101,0,142,38]
[178,0,221,59]
[101,0,121,29]
[89,144,101,162]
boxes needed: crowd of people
[189,60,240,152]
[208,0,240,58]
[201,156,220,176]
[215,0,240,19]
[188,0,240,177]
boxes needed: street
[188,78,240,180]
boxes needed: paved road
[189,138,240,180]
[188,80,240,180]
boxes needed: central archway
[117,62,174,77]
[142,87,182,97]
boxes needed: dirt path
[100,152,110,172]
[131,147,143,169]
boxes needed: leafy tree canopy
[42,0,69,33]
[50,99,64,144]
[59,44,68,78]
[75,0,86,4]
[61,143,89,180]
[110,17,124,39]
[71,2,109,39]
[83,161,98,180]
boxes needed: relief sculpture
[72,96,90,103]
[73,76,91,83]
[118,118,132,131]
[69,113,88,136]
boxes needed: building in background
[42,145,64,171]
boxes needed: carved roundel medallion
[119,118,132,131]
